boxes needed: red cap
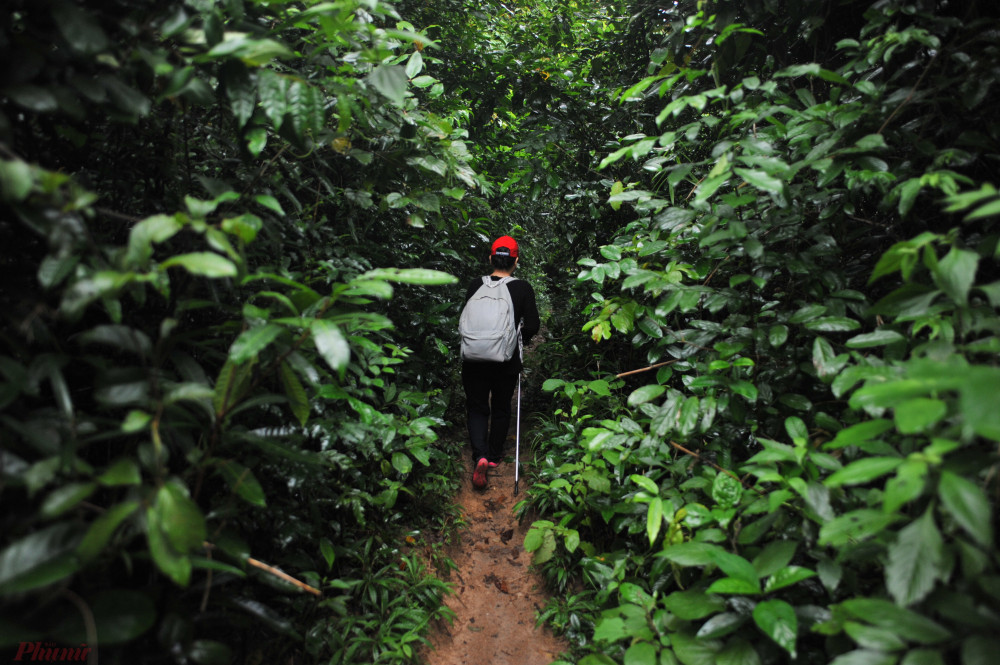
[491,235,518,258]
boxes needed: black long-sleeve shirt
[462,275,540,373]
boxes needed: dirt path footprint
[421,448,568,665]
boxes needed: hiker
[459,235,540,490]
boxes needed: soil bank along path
[421,446,567,665]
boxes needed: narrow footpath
[421,443,568,665]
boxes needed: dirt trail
[421,445,568,665]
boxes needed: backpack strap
[481,275,517,288]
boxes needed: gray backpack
[459,276,521,362]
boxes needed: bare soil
[420,444,568,665]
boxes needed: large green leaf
[840,598,951,644]
[311,320,350,374]
[161,252,237,278]
[886,509,942,606]
[230,323,284,363]
[628,384,666,406]
[824,457,903,488]
[279,361,309,426]
[938,470,992,546]
[931,247,978,305]
[366,64,408,106]
[52,1,109,54]
[359,268,457,285]
[818,509,899,546]
[0,523,81,595]
[216,460,267,507]
[752,599,798,657]
[77,501,141,562]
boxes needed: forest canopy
[1,1,998,664]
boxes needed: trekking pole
[514,372,522,496]
[514,320,524,497]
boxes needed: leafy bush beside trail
[520,2,1000,664]
[0,1,479,662]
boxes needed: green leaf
[894,398,946,434]
[961,636,1000,665]
[769,325,789,347]
[765,566,817,593]
[77,501,140,562]
[753,599,798,657]
[311,320,351,374]
[785,416,808,444]
[730,380,758,403]
[672,630,724,665]
[542,378,566,391]
[711,473,742,510]
[932,247,978,305]
[752,540,797,577]
[188,639,234,665]
[391,452,413,475]
[0,523,81,594]
[819,509,899,546]
[846,330,906,348]
[161,252,237,277]
[258,70,289,129]
[246,127,267,156]
[52,1,109,54]
[825,419,894,449]
[41,482,97,519]
[884,459,929,514]
[899,649,944,665]
[840,598,951,644]
[886,509,942,606]
[697,612,746,639]
[647,497,663,545]
[255,194,285,216]
[829,649,899,665]
[628,384,665,406]
[222,213,263,243]
[217,460,266,507]
[279,361,309,426]
[588,379,611,396]
[716,639,762,665]
[662,590,726,620]
[366,64,408,106]
[805,317,861,332]
[155,481,207,553]
[230,323,284,363]
[734,167,784,195]
[623,641,657,665]
[843,622,907,652]
[360,268,457,285]
[0,158,34,202]
[631,474,659,495]
[825,457,903,488]
[126,214,183,267]
[97,458,141,486]
[938,470,992,546]
[961,369,1000,441]
[405,50,424,78]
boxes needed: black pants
[461,364,518,463]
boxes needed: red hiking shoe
[473,458,489,489]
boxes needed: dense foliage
[519,1,1000,665]
[2,0,999,664]
[0,0,487,662]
